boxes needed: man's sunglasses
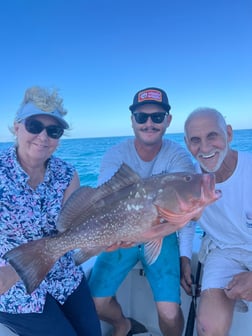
[23,118,64,139]
[132,112,168,124]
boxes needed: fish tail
[4,238,57,294]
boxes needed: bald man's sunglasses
[132,112,168,124]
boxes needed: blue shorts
[88,233,181,303]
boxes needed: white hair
[184,107,227,140]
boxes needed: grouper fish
[4,163,221,293]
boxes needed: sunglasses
[23,118,64,139]
[132,112,168,124]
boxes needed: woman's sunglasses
[22,118,64,139]
[132,112,168,124]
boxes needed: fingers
[180,256,193,295]
[181,277,193,295]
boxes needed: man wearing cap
[88,87,195,336]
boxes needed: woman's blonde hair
[19,86,67,116]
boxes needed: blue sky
[0,0,251,142]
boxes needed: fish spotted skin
[4,163,221,294]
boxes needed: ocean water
[0,129,251,187]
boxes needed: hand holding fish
[224,271,252,301]
[105,241,135,251]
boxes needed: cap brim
[15,103,69,129]
[129,101,170,113]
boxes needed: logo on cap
[138,89,162,103]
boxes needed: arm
[62,171,80,204]
[224,271,252,301]
[179,221,196,294]
[97,148,123,186]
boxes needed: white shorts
[199,235,252,291]
[198,236,252,312]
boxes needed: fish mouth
[201,173,222,200]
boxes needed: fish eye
[184,175,192,182]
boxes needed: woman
[0,86,102,336]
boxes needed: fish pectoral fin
[144,239,163,265]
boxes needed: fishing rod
[184,260,202,336]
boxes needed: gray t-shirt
[98,138,195,185]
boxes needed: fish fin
[57,163,141,232]
[57,186,96,232]
[101,163,140,192]
[4,239,58,294]
[144,239,163,265]
[87,163,140,207]
[73,247,103,265]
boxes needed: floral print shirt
[0,146,83,313]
